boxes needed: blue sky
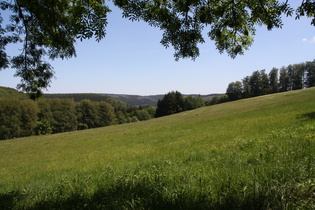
[0,1,314,95]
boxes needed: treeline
[155,91,206,117]
[0,98,155,140]
[155,60,315,118]
[155,91,231,117]
[2,60,313,139]
[226,60,315,101]
[0,92,211,140]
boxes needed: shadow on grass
[0,191,21,209]
[0,181,273,210]
[297,111,315,122]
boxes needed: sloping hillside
[0,86,27,100]
[1,88,315,209]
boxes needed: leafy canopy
[0,0,110,98]
[0,0,314,97]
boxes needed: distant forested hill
[0,88,131,109]
[44,93,161,107]
[43,93,130,109]
[70,93,223,107]
[103,94,162,107]
[0,86,222,107]
[103,93,223,107]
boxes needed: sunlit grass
[1,88,315,209]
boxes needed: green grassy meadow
[1,88,315,209]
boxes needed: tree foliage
[76,100,116,129]
[242,76,251,98]
[0,1,314,97]
[98,101,116,127]
[269,68,279,94]
[76,99,99,129]
[156,91,184,117]
[226,81,242,101]
[183,95,205,110]
[0,0,110,98]
[47,98,78,133]
[225,59,315,101]
[260,70,269,95]
[249,70,262,96]
[305,61,315,87]
[0,95,157,140]
[279,66,290,92]
[114,0,297,60]
[156,91,205,117]
[0,99,38,139]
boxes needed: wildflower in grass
[211,146,219,151]
[304,134,315,140]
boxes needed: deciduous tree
[76,99,99,129]
[0,0,110,98]
[226,81,242,101]
[183,95,204,110]
[0,99,22,139]
[97,101,115,126]
[155,91,184,117]
[48,98,77,133]
[114,0,297,60]
[0,99,38,139]
[242,76,251,98]
[19,99,39,136]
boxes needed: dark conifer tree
[279,67,290,92]
[305,60,315,88]
[269,68,279,93]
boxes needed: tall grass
[1,88,315,209]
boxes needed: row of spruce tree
[226,60,315,101]
[0,98,155,140]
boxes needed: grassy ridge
[1,88,315,209]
